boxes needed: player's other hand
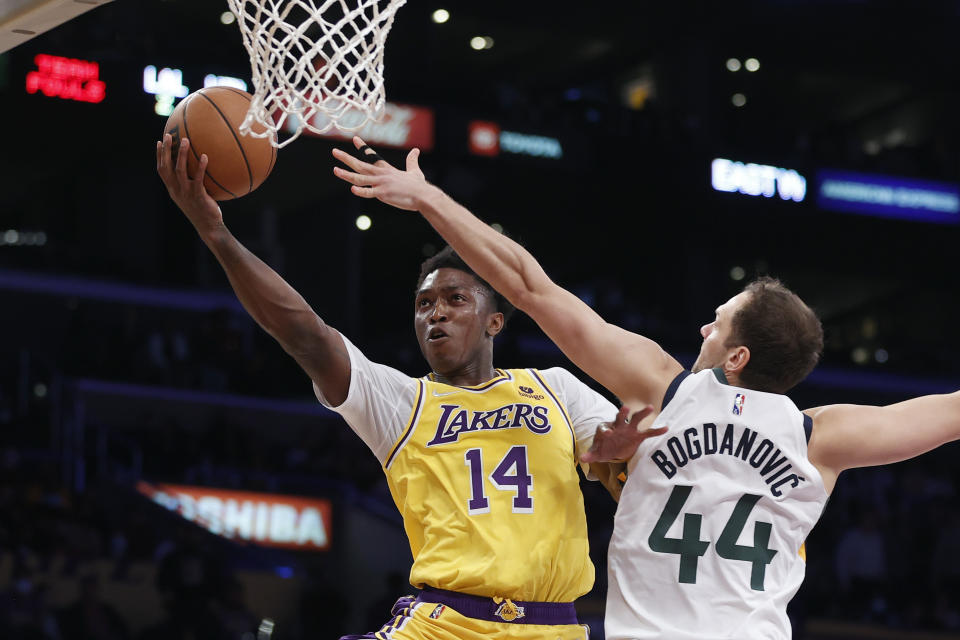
[156,134,224,237]
[332,136,434,212]
[580,406,667,463]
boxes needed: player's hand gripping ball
[163,87,277,200]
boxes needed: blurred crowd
[798,458,960,633]
[0,437,358,640]
[0,452,257,640]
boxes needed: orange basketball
[163,87,277,201]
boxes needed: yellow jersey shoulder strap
[384,378,426,469]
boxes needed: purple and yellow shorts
[341,586,590,640]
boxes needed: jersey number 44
[650,484,778,591]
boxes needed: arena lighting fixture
[470,36,486,50]
[432,9,449,23]
[356,215,372,231]
[729,266,746,281]
[220,11,236,25]
[745,57,760,72]
[726,58,741,72]
[731,93,747,107]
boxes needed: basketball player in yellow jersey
[156,135,655,640]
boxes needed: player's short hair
[417,245,516,326]
[726,277,823,394]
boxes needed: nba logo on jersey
[429,604,445,619]
[732,393,746,416]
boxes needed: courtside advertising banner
[137,481,333,551]
[468,120,565,160]
[816,169,960,224]
[286,101,435,150]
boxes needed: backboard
[0,0,114,53]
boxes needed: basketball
[163,87,277,201]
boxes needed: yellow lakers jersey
[383,368,594,602]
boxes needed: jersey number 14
[464,446,533,514]
[649,484,778,591]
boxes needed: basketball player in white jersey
[333,136,960,639]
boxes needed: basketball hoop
[225,0,407,148]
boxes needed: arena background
[2,1,960,638]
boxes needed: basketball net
[226,0,407,148]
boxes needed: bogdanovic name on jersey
[649,422,806,498]
[427,403,552,446]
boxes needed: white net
[226,0,407,148]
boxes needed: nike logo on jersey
[426,403,552,446]
[431,389,461,397]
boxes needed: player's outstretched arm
[157,134,350,404]
[332,137,683,409]
[807,391,960,489]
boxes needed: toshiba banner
[137,482,332,551]
[286,102,435,150]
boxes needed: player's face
[414,268,501,373]
[692,292,750,372]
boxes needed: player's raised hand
[580,406,667,463]
[332,136,433,212]
[156,134,224,236]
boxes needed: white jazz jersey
[606,369,828,640]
